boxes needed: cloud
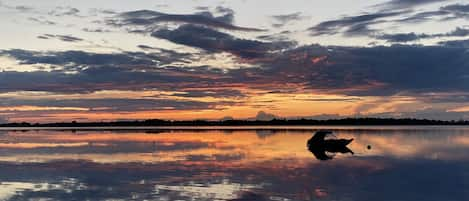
[271,12,305,27]
[0,49,211,93]
[441,3,469,13]
[254,111,277,121]
[136,45,192,57]
[308,11,405,36]
[0,48,233,95]
[48,6,80,16]
[151,25,295,59]
[82,28,111,33]
[376,0,445,9]
[0,49,190,72]
[259,44,469,96]
[28,17,56,25]
[195,6,210,11]
[0,1,34,12]
[398,10,449,23]
[112,9,264,32]
[0,97,235,112]
[417,92,469,104]
[438,39,469,48]
[214,6,235,24]
[37,34,84,42]
[257,31,292,42]
[13,5,33,12]
[376,32,430,42]
[172,89,246,98]
[446,27,469,36]
[309,3,469,38]
[293,97,362,102]
[1,42,469,102]
[375,27,469,43]
[399,4,469,23]
[0,67,219,94]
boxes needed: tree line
[1,118,469,127]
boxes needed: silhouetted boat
[307,130,354,161]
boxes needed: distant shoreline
[1,118,469,128]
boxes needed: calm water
[0,126,468,201]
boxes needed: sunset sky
[1,0,469,122]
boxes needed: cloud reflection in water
[0,127,468,200]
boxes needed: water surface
[0,126,468,200]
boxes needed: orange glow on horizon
[0,89,434,123]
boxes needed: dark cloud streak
[113,9,265,32]
[309,3,469,39]
[151,25,295,59]
[399,3,469,23]
[376,0,445,9]
[376,27,469,43]
[271,12,304,28]
[308,11,406,36]
[48,6,80,16]
[37,34,84,42]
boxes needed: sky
[1,0,469,122]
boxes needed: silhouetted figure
[307,130,354,161]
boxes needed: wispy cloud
[375,0,445,9]
[375,27,469,43]
[271,12,305,28]
[308,11,406,36]
[111,9,265,32]
[37,34,83,42]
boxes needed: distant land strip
[1,118,469,127]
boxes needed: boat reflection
[307,130,354,161]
